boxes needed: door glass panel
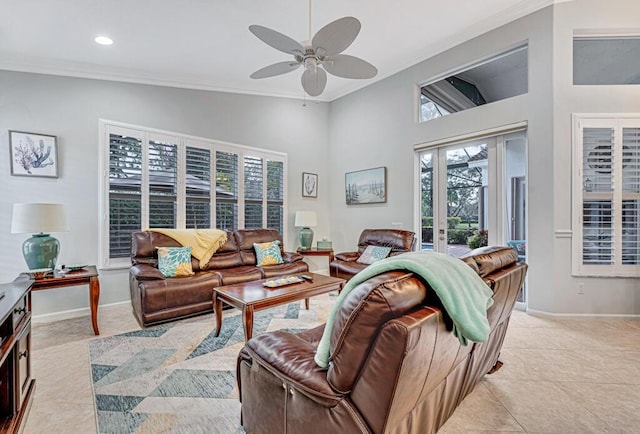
[446,144,487,257]
[505,136,527,302]
[420,152,434,250]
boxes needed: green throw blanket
[314,251,494,368]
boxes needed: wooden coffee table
[213,272,345,342]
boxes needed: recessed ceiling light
[94,36,114,46]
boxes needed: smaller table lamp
[294,211,317,250]
[11,203,68,270]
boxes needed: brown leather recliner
[129,229,308,327]
[330,228,416,280]
[237,246,527,434]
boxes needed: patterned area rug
[89,302,317,434]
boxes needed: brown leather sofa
[330,228,416,280]
[237,246,526,434]
[129,229,308,327]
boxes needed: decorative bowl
[27,268,53,279]
[65,264,87,271]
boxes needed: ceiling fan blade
[322,54,377,79]
[312,17,361,57]
[250,61,301,79]
[249,25,304,55]
[301,68,327,97]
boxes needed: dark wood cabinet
[0,277,35,433]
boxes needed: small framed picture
[302,172,318,198]
[9,130,58,178]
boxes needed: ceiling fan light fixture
[248,2,376,97]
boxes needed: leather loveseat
[330,228,416,280]
[237,246,527,434]
[129,229,308,327]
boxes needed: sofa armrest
[283,251,304,263]
[130,264,165,281]
[335,252,359,262]
[240,330,342,407]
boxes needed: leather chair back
[357,229,416,256]
[235,229,285,265]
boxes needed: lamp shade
[11,203,68,234]
[294,211,317,227]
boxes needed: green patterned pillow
[357,245,392,265]
[156,246,194,277]
[254,240,284,266]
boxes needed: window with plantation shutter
[186,146,211,229]
[108,133,142,259]
[100,121,287,268]
[244,156,263,229]
[148,138,178,228]
[216,151,238,231]
[573,115,640,277]
[267,160,284,234]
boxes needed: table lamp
[11,203,68,270]
[294,211,317,250]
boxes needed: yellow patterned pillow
[254,241,284,266]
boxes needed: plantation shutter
[573,116,640,276]
[216,151,238,231]
[581,127,614,265]
[621,127,640,265]
[148,138,178,228]
[186,146,211,229]
[244,156,263,229]
[267,160,284,234]
[108,133,142,258]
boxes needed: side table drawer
[14,320,31,410]
[12,295,29,331]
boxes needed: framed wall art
[9,130,58,178]
[345,166,386,204]
[302,172,318,198]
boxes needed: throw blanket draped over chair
[147,228,227,268]
[315,251,494,368]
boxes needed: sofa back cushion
[235,229,284,265]
[203,231,243,270]
[357,229,415,256]
[327,271,427,393]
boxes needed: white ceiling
[0,0,557,101]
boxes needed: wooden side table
[296,248,335,268]
[29,265,101,335]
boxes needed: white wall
[550,0,640,315]
[329,7,558,313]
[0,71,331,318]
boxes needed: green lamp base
[22,233,60,270]
[299,227,314,250]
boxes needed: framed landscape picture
[9,130,58,178]
[302,172,318,198]
[345,166,386,204]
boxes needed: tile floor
[23,297,640,433]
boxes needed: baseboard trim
[32,300,130,324]
[526,308,640,320]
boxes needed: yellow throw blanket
[148,229,227,268]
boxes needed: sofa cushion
[260,261,309,278]
[356,245,392,265]
[204,231,243,270]
[157,246,194,277]
[215,266,263,285]
[254,240,284,266]
[236,229,284,265]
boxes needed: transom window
[100,120,287,268]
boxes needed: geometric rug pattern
[89,301,315,433]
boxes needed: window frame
[572,113,640,277]
[98,119,288,269]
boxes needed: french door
[416,129,527,302]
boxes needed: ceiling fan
[248,2,377,97]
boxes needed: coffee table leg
[243,305,254,342]
[213,292,223,337]
[305,298,310,310]
[89,276,100,335]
